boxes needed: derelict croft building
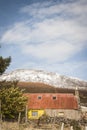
[25,93,80,120]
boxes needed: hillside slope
[0,69,87,90]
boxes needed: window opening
[53,96,56,100]
[32,111,38,117]
[38,96,42,99]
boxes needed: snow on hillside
[0,69,87,89]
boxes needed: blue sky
[0,0,87,80]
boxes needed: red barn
[25,93,80,120]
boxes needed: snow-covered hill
[0,69,87,89]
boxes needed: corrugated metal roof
[25,93,78,110]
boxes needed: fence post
[18,112,21,124]
[85,126,87,130]
[0,100,2,130]
[61,122,64,130]
[70,126,73,130]
[25,105,28,124]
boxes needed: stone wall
[45,109,81,120]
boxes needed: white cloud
[0,22,32,44]
[20,2,65,18]
[0,0,87,63]
[22,41,82,62]
[1,18,86,44]
[20,0,87,21]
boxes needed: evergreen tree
[0,56,11,75]
[0,55,27,119]
[0,82,27,119]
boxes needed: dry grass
[0,121,85,130]
[0,121,32,130]
[0,121,71,130]
[0,121,44,130]
[0,122,19,130]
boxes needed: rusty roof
[25,93,78,110]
